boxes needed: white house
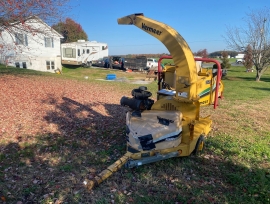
[0,16,63,73]
[235,53,245,59]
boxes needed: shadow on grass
[62,65,82,69]
[237,76,270,82]
[226,69,246,73]
[0,95,127,203]
[251,87,270,91]
[223,75,270,83]
[0,96,269,203]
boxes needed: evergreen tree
[221,51,231,69]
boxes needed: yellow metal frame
[118,13,199,101]
[84,13,223,190]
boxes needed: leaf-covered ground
[0,74,131,203]
[0,69,269,204]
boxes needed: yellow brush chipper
[84,13,224,190]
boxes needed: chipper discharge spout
[118,13,200,102]
[84,13,223,190]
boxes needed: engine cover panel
[126,110,182,151]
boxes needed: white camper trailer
[61,40,108,67]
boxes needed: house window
[15,33,28,46]
[51,61,55,69]
[15,62,20,68]
[83,49,85,54]
[22,62,27,69]
[63,48,76,58]
[87,49,89,54]
[46,61,55,70]
[44,37,54,47]
[78,49,80,56]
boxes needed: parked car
[93,58,105,67]
[146,58,158,69]
[92,57,111,68]
[96,56,125,69]
[111,56,125,70]
[236,59,244,64]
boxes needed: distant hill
[209,51,238,58]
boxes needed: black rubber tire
[83,62,91,68]
[192,135,205,156]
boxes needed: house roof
[26,16,64,38]
[3,15,64,39]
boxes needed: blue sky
[66,0,269,55]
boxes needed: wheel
[192,135,205,156]
[83,62,91,68]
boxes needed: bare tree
[0,0,70,53]
[194,49,208,58]
[224,7,270,81]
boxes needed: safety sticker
[178,92,188,98]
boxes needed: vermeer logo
[142,23,162,35]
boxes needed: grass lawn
[0,64,269,204]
